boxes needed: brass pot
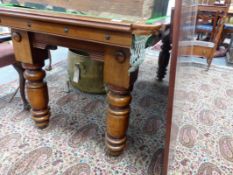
[67,49,106,94]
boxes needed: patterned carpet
[0,57,232,175]
[0,58,168,175]
[168,62,233,175]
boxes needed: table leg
[157,29,172,81]
[106,85,132,156]
[104,48,137,156]
[23,61,50,129]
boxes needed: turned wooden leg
[23,62,50,128]
[157,29,172,81]
[104,47,137,156]
[106,86,132,156]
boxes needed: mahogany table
[0,4,170,156]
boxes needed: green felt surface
[146,16,169,24]
[0,3,85,15]
[0,3,169,24]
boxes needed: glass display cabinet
[165,0,232,174]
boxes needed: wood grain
[0,16,132,48]
[23,54,50,129]
[104,47,131,89]
[106,86,131,156]
[163,1,181,174]
[11,29,33,63]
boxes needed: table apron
[32,33,106,62]
[0,15,132,48]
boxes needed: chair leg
[9,86,19,103]
[12,63,30,110]
[206,58,213,71]
[45,51,52,71]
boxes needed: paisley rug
[168,62,233,175]
[0,57,168,175]
[0,57,232,175]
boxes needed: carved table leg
[106,86,132,156]
[23,62,50,128]
[104,47,137,156]
[157,29,172,81]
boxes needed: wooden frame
[163,0,182,174]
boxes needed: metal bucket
[67,49,105,94]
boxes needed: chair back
[178,2,226,66]
[198,0,217,5]
[198,0,231,6]
[213,14,226,47]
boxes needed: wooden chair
[196,10,220,41]
[0,35,30,110]
[180,4,219,41]
[196,0,227,40]
[179,9,226,70]
[196,0,230,41]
